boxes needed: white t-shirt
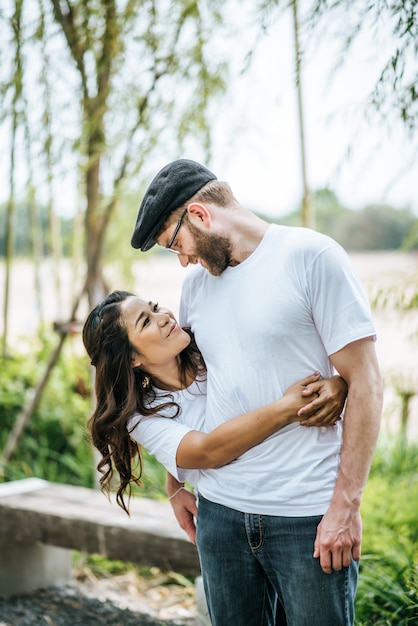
[129,379,206,490]
[179,224,376,516]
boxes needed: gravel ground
[0,571,197,626]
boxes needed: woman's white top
[129,379,206,489]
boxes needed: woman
[83,290,347,515]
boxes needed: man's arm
[314,337,383,574]
[165,473,197,544]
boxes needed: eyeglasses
[165,209,187,254]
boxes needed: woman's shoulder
[130,377,206,424]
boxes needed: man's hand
[166,474,198,544]
[298,375,347,426]
[313,503,362,574]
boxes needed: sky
[184,3,418,220]
[1,2,416,222]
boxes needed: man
[131,159,383,626]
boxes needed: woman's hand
[298,375,348,426]
[282,373,347,427]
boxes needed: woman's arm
[176,373,347,469]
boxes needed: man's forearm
[331,381,382,509]
[331,337,383,506]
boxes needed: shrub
[356,544,418,625]
[356,437,418,624]
[0,332,94,487]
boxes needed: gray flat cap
[131,159,217,251]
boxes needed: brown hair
[82,290,205,514]
[157,180,237,234]
[191,179,237,207]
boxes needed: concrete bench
[0,478,202,598]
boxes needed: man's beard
[187,221,233,276]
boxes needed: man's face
[158,214,234,276]
[186,219,233,276]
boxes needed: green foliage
[100,190,161,290]
[0,198,74,258]
[403,219,418,252]
[307,0,418,133]
[0,200,36,257]
[356,546,418,625]
[369,436,418,484]
[73,552,137,578]
[361,474,418,556]
[135,448,168,500]
[0,0,229,273]
[0,352,37,418]
[276,188,417,251]
[335,205,417,252]
[355,437,418,624]
[73,551,195,590]
[0,331,94,487]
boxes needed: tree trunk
[2,1,24,356]
[27,188,44,329]
[2,193,15,358]
[2,112,17,357]
[23,97,44,330]
[291,0,314,229]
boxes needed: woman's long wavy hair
[82,290,205,514]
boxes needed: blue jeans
[196,495,358,626]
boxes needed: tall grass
[356,547,418,625]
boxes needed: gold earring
[142,375,150,389]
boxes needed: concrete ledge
[0,480,200,576]
[0,476,49,496]
[0,479,209,623]
[0,541,72,596]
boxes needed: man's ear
[187,202,212,226]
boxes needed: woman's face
[120,296,191,370]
